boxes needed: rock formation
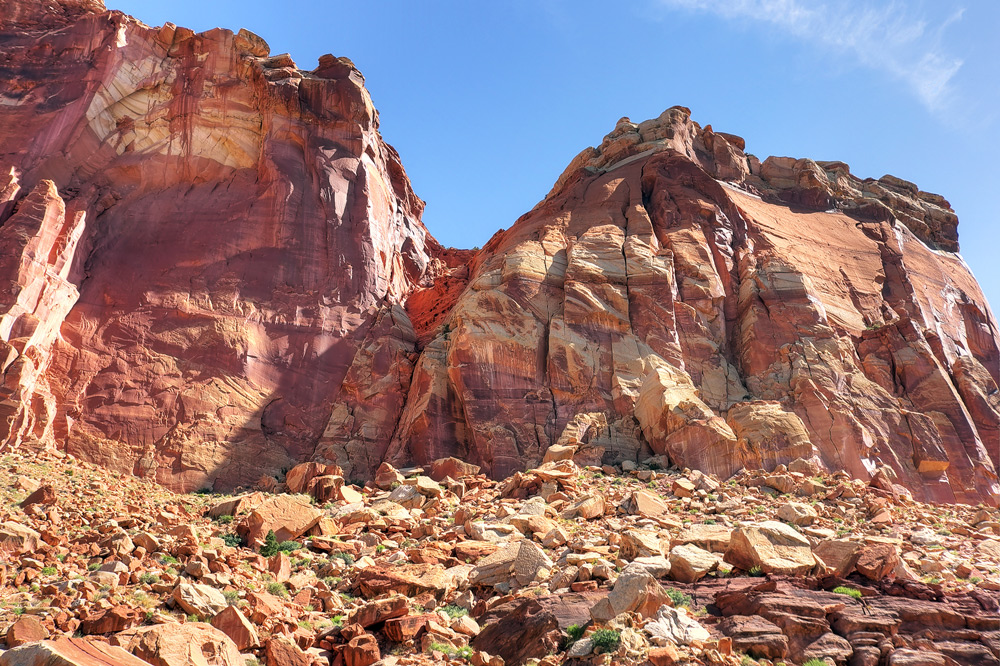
[0,0,997,505]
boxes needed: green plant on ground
[740,655,759,666]
[87,562,101,571]
[138,572,159,585]
[259,530,279,558]
[666,588,692,607]
[332,614,345,626]
[214,514,233,524]
[223,590,240,605]
[748,565,764,577]
[41,566,57,576]
[564,623,585,647]
[277,540,300,553]
[331,551,355,566]
[441,604,468,618]
[266,581,289,598]
[591,628,621,654]
[803,660,827,666]
[159,554,179,565]
[832,586,862,600]
[221,532,243,548]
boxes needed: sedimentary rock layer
[0,1,997,504]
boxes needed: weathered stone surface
[718,615,788,659]
[725,521,817,575]
[237,496,323,547]
[472,598,562,666]
[0,2,996,510]
[210,605,260,651]
[171,583,228,618]
[590,565,671,621]
[113,623,243,666]
[0,638,152,666]
[673,524,732,553]
[471,539,553,588]
[669,543,719,583]
[5,616,49,648]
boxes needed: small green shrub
[41,566,57,576]
[138,572,159,585]
[259,530,279,558]
[331,551,355,566]
[591,628,621,654]
[441,604,468,618]
[223,590,240,605]
[748,565,764,577]
[331,614,344,626]
[266,581,289,598]
[221,533,243,548]
[87,562,101,571]
[666,587,692,607]
[214,514,233,524]
[803,660,828,666]
[832,586,862,600]
[277,540,300,553]
[159,554,179,565]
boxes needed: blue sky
[109,0,1000,313]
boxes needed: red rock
[347,595,409,628]
[19,485,56,508]
[79,605,142,635]
[855,543,900,581]
[264,637,313,666]
[427,457,481,482]
[0,1,995,508]
[238,496,323,547]
[5,615,49,647]
[268,552,292,583]
[648,644,680,666]
[344,633,380,666]
[0,637,151,666]
[210,605,260,650]
[113,623,243,666]
[471,598,561,666]
[383,613,436,642]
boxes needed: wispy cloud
[656,0,964,113]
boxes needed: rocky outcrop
[0,1,997,504]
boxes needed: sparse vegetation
[832,586,862,600]
[260,530,279,558]
[666,587,692,607]
[591,628,621,654]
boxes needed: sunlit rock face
[1,2,997,504]
[0,0,458,490]
[385,110,999,506]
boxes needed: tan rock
[812,539,861,577]
[561,495,605,520]
[172,582,228,618]
[724,521,816,575]
[0,637,151,666]
[471,540,553,588]
[6,615,49,647]
[238,496,323,547]
[673,524,732,553]
[776,502,819,526]
[0,521,41,554]
[210,605,260,650]
[590,565,671,621]
[668,544,719,583]
[113,623,243,666]
[620,529,666,560]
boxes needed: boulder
[5,615,49,648]
[668,544,719,583]
[19,484,55,508]
[645,605,711,646]
[238,495,323,547]
[725,521,817,575]
[812,539,861,577]
[471,540,553,588]
[171,582,228,618]
[357,563,466,599]
[210,605,260,650]
[427,457,480,481]
[672,524,732,553]
[0,638,151,666]
[776,502,819,526]
[113,623,243,666]
[620,529,666,560]
[717,615,788,659]
[590,565,671,621]
[472,598,561,666]
[855,543,899,581]
[0,522,41,554]
[264,637,313,666]
[561,495,605,520]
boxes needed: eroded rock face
[383,108,1000,506]
[0,0,456,490]
[0,1,997,504]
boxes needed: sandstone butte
[0,0,998,509]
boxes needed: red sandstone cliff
[1,2,997,504]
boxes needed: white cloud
[656,0,964,112]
